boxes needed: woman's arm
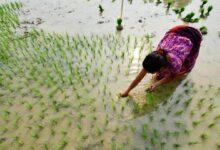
[146,75,174,92]
[147,70,188,91]
[176,70,188,76]
[120,68,147,97]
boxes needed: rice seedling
[192,120,201,127]
[141,124,148,140]
[149,114,154,121]
[25,103,33,111]
[43,143,49,150]
[201,112,208,117]
[0,127,8,134]
[174,122,183,128]
[50,128,55,136]
[184,129,191,136]
[98,4,104,14]
[160,118,166,123]
[57,138,68,150]
[0,137,7,144]
[104,114,109,126]
[156,0,162,5]
[2,109,10,116]
[77,123,82,131]
[153,129,160,140]
[121,99,127,111]
[208,103,216,111]
[174,96,182,105]
[91,115,97,122]
[113,126,120,133]
[80,133,89,141]
[13,116,21,129]
[174,110,183,116]
[173,143,181,149]
[132,102,140,114]
[200,26,208,35]
[150,137,157,146]
[188,141,199,145]
[95,127,103,136]
[48,87,59,98]
[50,118,58,127]
[77,112,85,120]
[31,132,39,139]
[37,124,44,131]
[61,130,67,137]
[214,115,220,121]
[200,133,208,141]
[173,7,185,15]
[200,8,205,18]
[167,0,173,10]
[182,12,199,23]
[112,100,117,111]
[116,18,123,31]
[202,5,213,18]
[173,131,180,138]
[200,0,208,8]
[27,125,32,130]
[13,136,24,147]
[66,119,73,127]
[29,146,35,150]
[130,125,136,133]
[111,141,117,150]
[91,106,96,112]
[146,92,155,105]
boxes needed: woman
[120,25,202,97]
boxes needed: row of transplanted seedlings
[13,30,149,88]
[158,0,214,24]
[142,0,213,35]
[136,79,220,150]
[0,4,87,150]
[0,2,154,149]
[172,0,213,35]
[142,0,213,24]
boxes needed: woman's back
[156,25,203,80]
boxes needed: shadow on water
[129,75,187,117]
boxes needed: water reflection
[130,75,188,116]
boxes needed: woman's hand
[120,68,147,97]
[120,91,129,97]
[146,84,157,92]
[146,75,174,92]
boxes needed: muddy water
[0,0,220,150]
[10,0,219,84]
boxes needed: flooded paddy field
[0,0,220,150]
